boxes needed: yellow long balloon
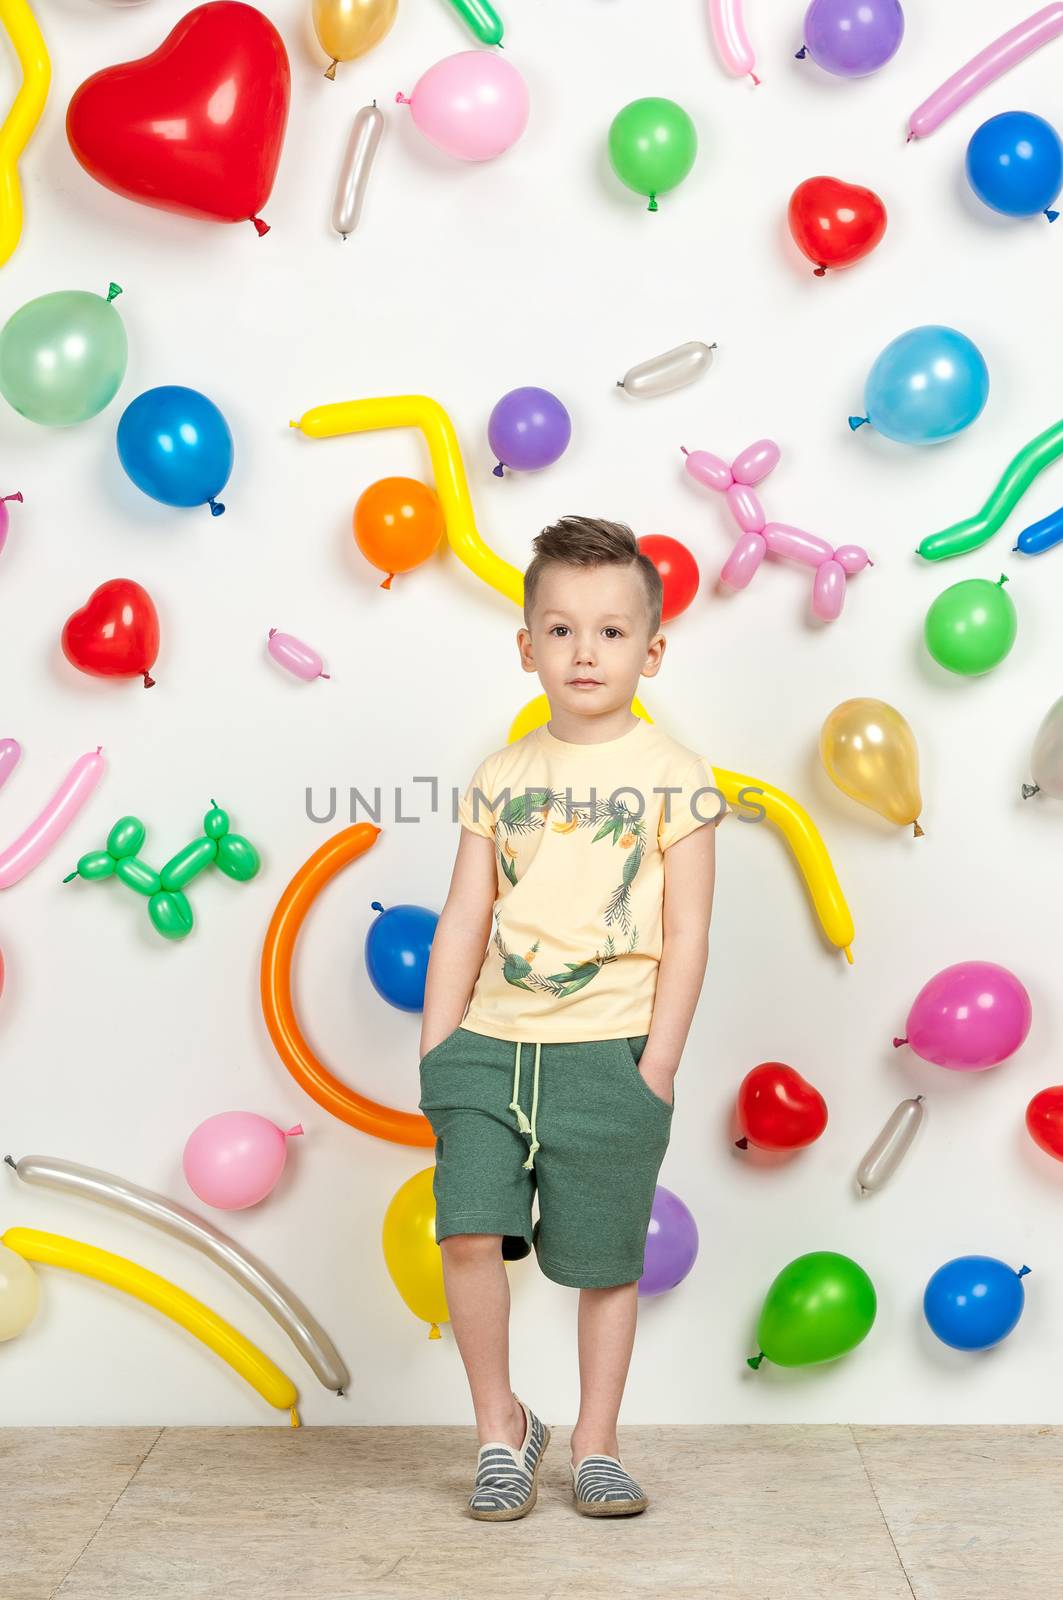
[3,1227,301,1424]
[0,0,49,267]
[290,395,854,958]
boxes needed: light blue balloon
[117,385,234,516]
[849,325,990,445]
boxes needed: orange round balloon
[260,822,434,1147]
[353,476,445,590]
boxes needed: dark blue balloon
[1015,503,1063,555]
[966,111,1063,220]
[923,1256,1030,1350]
[117,386,234,516]
[365,901,439,1012]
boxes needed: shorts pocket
[419,1026,463,1071]
[618,1036,674,1116]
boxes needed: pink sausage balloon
[267,630,330,682]
[763,522,834,567]
[708,0,760,85]
[721,531,767,589]
[732,439,780,486]
[0,492,23,558]
[726,484,765,533]
[812,560,846,620]
[0,747,106,890]
[0,738,21,792]
[894,961,1032,1070]
[834,544,873,575]
[183,1112,304,1210]
[907,5,1063,142]
[681,447,733,491]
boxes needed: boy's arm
[419,828,497,1059]
[638,821,717,1101]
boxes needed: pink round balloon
[397,51,529,162]
[0,492,23,558]
[896,961,1032,1071]
[182,1112,304,1210]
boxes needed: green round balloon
[924,574,1017,677]
[0,284,127,427]
[607,97,698,211]
[749,1251,877,1369]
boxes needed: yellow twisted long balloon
[3,1227,301,1423]
[289,396,854,958]
[0,0,49,266]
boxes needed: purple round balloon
[801,0,904,78]
[488,386,571,477]
[637,1184,699,1297]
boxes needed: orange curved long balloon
[260,822,435,1146]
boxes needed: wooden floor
[4,1424,1060,1599]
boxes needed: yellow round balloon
[820,698,923,836]
[312,0,397,78]
[382,1167,450,1340]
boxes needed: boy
[418,515,718,1521]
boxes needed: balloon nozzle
[324,60,337,80]
[913,820,924,838]
[492,462,505,478]
[142,672,156,689]
[1022,783,1040,799]
[734,1137,749,1150]
[848,415,869,432]
[3,1153,16,1169]
[892,1037,907,1049]
[794,45,807,59]
[250,216,270,237]
[747,1352,765,1369]
[813,265,827,277]
[208,499,226,517]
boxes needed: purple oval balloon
[637,1184,699,1297]
[801,0,905,78]
[488,386,571,477]
[897,960,1032,1071]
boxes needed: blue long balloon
[1014,503,1063,555]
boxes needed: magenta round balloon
[898,960,1032,1071]
[638,1184,699,1297]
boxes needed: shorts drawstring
[509,1040,542,1170]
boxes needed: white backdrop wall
[3,0,1062,1426]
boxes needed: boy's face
[517,562,665,719]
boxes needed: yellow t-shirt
[456,718,718,1043]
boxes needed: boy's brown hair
[523,516,664,638]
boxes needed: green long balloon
[442,0,503,45]
[917,418,1063,562]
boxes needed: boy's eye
[549,625,570,637]
[603,627,623,640]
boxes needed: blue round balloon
[966,111,1063,220]
[117,386,234,516]
[365,901,439,1012]
[851,325,990,445]
[923,1256,1030,1351]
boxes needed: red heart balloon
[62,579,161,688]
[736,1061,828,1151]
[787,175,887,277]
[66,1,290,236]
[1026,1086,1063,1160]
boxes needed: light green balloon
[925,574,1017,677]
[749,1251,877,1370]
[608,98,698,212]
[0,284,127,427]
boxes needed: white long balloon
[855,1097,925,1195]
[4,1153,350,1393]
[617,341,716,399]
[332,101,385,240]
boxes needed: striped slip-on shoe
[467,1394,551,1521]
[570,1453,649,1516]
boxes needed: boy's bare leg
[440,1234,525,1450]
[570,1281,638,1462]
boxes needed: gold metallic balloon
[312,0,397,79]
[820,698,924,836]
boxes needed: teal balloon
[0,285,127,427]
[749,1251,877,1369]
[851,325,989,445]
[608,97,698,212]
[924,574,1017,676]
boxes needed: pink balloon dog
[682,441,871,620]
[708,0,761,85]
[907,5,1063,142]
[893,961,1032,1070]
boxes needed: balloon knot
[286,1124,305,1138]
[251,216,270,237]
[395,91,411,105]
[906,131,914,143]
[679,445,689,456]
[1046,210,1059,222]
[813,265,827,277]
[734,1137,749,1150]
[1018,1264,1032,1277]
[892,1037,907,1048]
[913,820,924,838]
[268,628,277,639]
[143,672,156,688]
[1021,783,1040,799]
[106,282,123,302]
[998,573,1009,586]
[380,573,394,589]
[795,46,807,59]
[62,870,78,883]
[209,499,226,516]
[429,1323,441,1339]
[370,900,385,913]
[848,416,869,431]
[647,194,659,213]
[492,462,505,478]
[290,1407,301,1427]
[324,60,338,80]
[747,1352,765,1369]
[3,1153,15,1168]
[320,672,331,680]
[750,72,761,86]
[2,491,23,504]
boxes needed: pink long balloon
[708,0,760,85]
[763,523,834,567]
[0,748,105,890]
[907,4,1063,141]
[0,739,21,793]
[267,630,330,683]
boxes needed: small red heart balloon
[62,579,161,688]
[638,534,700,622]
[66,1,290,236]
[787,175,887,277]
[1026,1086,1063,1160]
[736,1061,828,1151]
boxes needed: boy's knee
[440,1232,504,1261]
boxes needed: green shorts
[417,1027,674,1289]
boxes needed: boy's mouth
[569,678,603,688]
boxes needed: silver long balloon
[4,1153,349,1393]
[855,1096,925,1195]
[332,101,385,240]
[617,340,717,398]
